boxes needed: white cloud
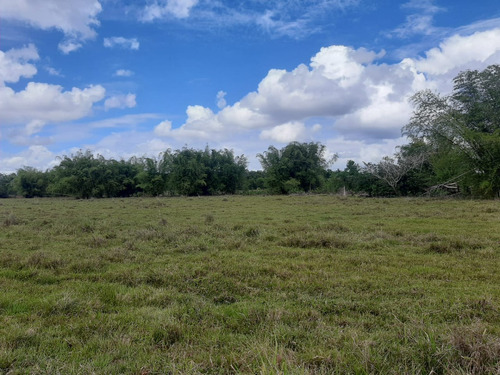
[1,0,102,38]
[216,91,227,109]
[0,83,106,127]
[103,37,140,50]
[58,40,83,54]
[88,114,161,129]
[140,0,359,39]
[154,120,172,136]
[2,0,102,52]
[142,0,199,21]
[390,0,444,38]
[0,146,57,173]
[0,44,38,85]
[25,120,46,136]
[45,66,63,77]
[104,94,137,110]
[260,122,307,143]
[86,132,173,161]
[0,46,105,132]
[326,137,405,170]
[114,69,134,77]
[414,29,500,75]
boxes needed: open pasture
[0,196,499,374]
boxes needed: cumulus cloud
[260,122,307,143]
[0,44,39,85]
[0,83,106,126]
[103,37,140,50]
[413,29,500,75]
[0,46,106,132]
[104,94,137,110]
[142,0,199,21]
[155,44,391,142]
[1,0,102,38]
[0,44,106,135]
[0,44,108,145]
[154,120,172,136]
[2,0,102,53]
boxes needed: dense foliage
[2,66,499,198]
[8,148,248,198]
[257,142,333,194]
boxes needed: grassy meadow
[0,195,499,374]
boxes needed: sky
[1,0,500,173]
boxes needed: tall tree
[404,65,500,197]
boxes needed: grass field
[0,195,499,374]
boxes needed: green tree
[204,148,247,195]
[404,65,500,197]
[13,167,49,198]
[258,142,334,194]
[168,148,208,196]
[0,173,16,198]
[50,150,106,198]
[135,154,171,196]
[50,150,141,198]
[245,170,267,191]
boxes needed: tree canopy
[258,142,334,194]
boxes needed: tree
[258,142,334,194]
[245,170,266,191]
[167,147,247,196]
[0,173,15,198]
[135,154,171,196]
[13,167,48,198]
[364,152,426,195]
[50,151,109,198]
[404,65,500,197]
[204,148,247,195]
[167,148,208,196]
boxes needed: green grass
[0,195,499,374]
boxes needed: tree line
[1,65,499,199]
[0,143,393,198]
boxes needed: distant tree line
[1,65,499,198]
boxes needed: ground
[0,196,499,374]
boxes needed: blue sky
[1,0,500,172]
